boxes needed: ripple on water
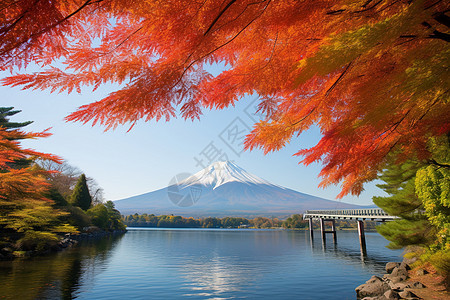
[0,229,401,299]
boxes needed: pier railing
[303,208,397,221]
[303,208,398,255]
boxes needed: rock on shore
[356,259,425,299]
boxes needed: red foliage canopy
[1,0,449,197]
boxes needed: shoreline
[0,229,127,261]
[356,258,449,299]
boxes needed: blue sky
[0,67,386,206]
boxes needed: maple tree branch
[194,0,209,16]
[425,0,444,10]
[411,91,446,126]
[0,0,96,57]
[175,0,272,87]
[364,108,411,155]
[204,0,237,36]
[428,30,450,42]
[0,0,40,35]
[234,30,278,76]
[184,0,269,71]
[289,107,316,127]
[433,12,450,28]
[326,9,345,15]
[0,0,26,12]
[395,35,417,46]
[210,0,269,35]
[97,26,144,56]
[377,0,402,13]
[325,58,356,97]
[327,0,401,15]
[352,0,383,13]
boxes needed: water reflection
[180,256,257,299]
[308,231,401,273]
[0,229,402,299]
[0,234,124,300]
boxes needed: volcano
[113,161,362,217]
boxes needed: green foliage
[0,107,32,130]
[377,219,435,249]
[202,217,221,228]
[104,201,126,231]
[373,155,433,249]
[124,214,284,229]
[427,249,450,275]
[375,134,450,279]
[1,201,78,251]
[87,204,109,229]
[63,206,92,231]
[70,174,92,211]
[283,214,307,229]
[15,230,59,252]
[87,201,126,231]
[0,108,122,254]
[45,187,68,207]
[221,217,249,228]
[415,136,450,252]
[416,166,450,225]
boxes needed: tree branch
[325,58,356,97]
[428,159,450,168]
[204,0,237,36]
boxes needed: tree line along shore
[122,213,379,230]
[0,107,126,260]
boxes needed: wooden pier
[303,209,397,254]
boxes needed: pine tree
[374,159,435,249]
[0,107,32,130]
[374,136,450,282]
[0,107,77,251]
[70,174,92,211]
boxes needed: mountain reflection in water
[0,229,401,299]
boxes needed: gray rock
[356,276,391,298]
[389,275,407,284]
[400,261,411,271]
[384,289,400,299]
[398,290,419,299]
[386,262,400,274]
[406,281,426,289]
[388,282,408,291]
[391,267,408,278]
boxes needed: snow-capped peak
[179,161,274,189]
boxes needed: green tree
[0,107,32,130]
[283,214,307,229]
[0,107,77,252]
[374,160,434,249]
[414,136,450,278]
[374,135,450,282]
[44,187,68,207]
[202,217,221,228]
[87,204,108,229]
[70,174,92,211]
[104,201,126,231]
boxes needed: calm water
[0,228,402,299]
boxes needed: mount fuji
[113,161,362,217]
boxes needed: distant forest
[122,214,378,230]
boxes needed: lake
[0,228,402,299]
